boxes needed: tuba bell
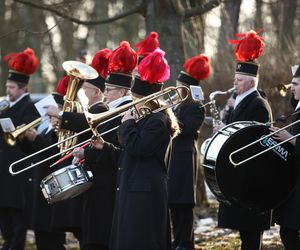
[57,61,98,155]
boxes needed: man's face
[233,74,254,95]
[82,82,100,101]
[6,80,26,101]
[291,77,300,100]
[104,86,124,103]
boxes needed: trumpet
[277,83,292,97]
[9,86,190,175]
[4,117,42,146]
[229,119,300,167]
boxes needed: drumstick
[50,142,90,167]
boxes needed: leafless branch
[0,21,60,39]
[257,0,282,4]
[184,0,225,19]
[13,0,144,25]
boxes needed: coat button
[116,187,120,191]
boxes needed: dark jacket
[273,108,300,229]
[49,103,109,232]
[218,90,273,230]
[0,95,40,209]
[21,128,63,231]
[168,101,205,204]
[99,112,172,250]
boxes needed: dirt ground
[194,200,284,250]
[0,200,285,250]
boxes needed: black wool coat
[273,108,300,229]
[49,103,109,232]
[168,101,205,205]
[98,112,172,250]
[0,95,40,209]
[20,128,63,231]
[218,90,273,230]
[81,100,132,246]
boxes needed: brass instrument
[229,119,300,167]
[9,86,189,175]
[57,61,98,155]
[86,86,190,136]
[277,83,292,97]
[200,87,236,154]
[4,117,42,146]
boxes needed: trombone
[9,86,190,175]
[229,119,300,167]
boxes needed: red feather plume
[108,41,137,74]
[183,54,211,81]
[91,48,112,78]
[138,48,170,84]
[228,30,264,62]
[134,31,160,57]
[3,48,39,75]
[56,76,69,96]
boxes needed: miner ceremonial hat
[131,48,170,96]
[134,31,160,64]
[4,48,39,85]
[87,48,112,92]
[229,30,264,77]
[177,54,211,86]
[105,41,137,89]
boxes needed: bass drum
[203,121,296,212]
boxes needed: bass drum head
[216,124,296,211]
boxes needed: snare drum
[202,121,296,211]
[40,164,93,203]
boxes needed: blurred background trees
[0,0,299,205]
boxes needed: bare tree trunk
[182,0,205,57]
[213,0,241,91]
[145,0,185,87]
[279,0,297,57]
[254,0,263,30]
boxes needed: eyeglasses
[105,88,119,93]
[82,86,98,90]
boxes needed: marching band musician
[271,65,300,249]
[20,92,66,250]
[72,42,136,250]
[90,48,179,250]
[0,48,40,250]
[46,49,113,250]
[213,30,273,250]
[168,54,209,250]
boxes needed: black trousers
[239,229,263,250]
[0,208,27,250]
[35,230,66,250]
[169,204,195,250]
[279,226,300,250]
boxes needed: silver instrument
[200,87,236,154]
